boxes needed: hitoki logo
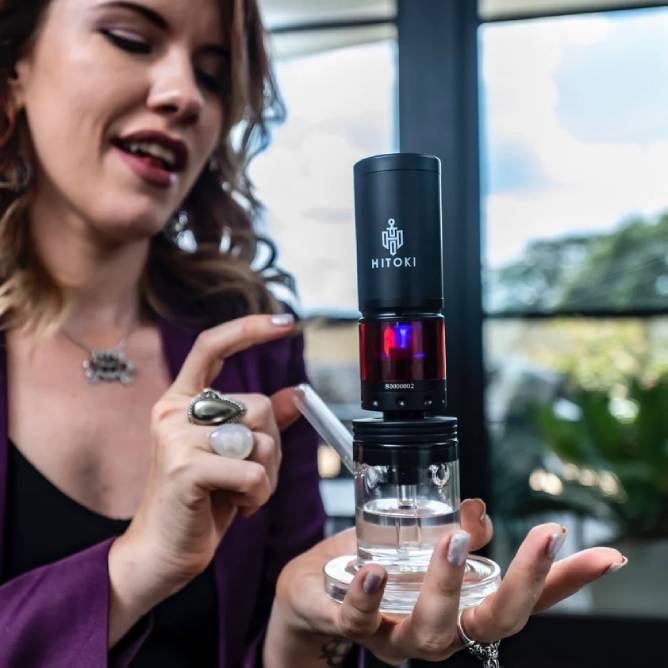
[371,218,417,270]
[382,218,403,256]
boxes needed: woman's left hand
[266,498,626,666]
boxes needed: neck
[27,195,152,345]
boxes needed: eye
[99,28,151,55]
[196,70,226,95]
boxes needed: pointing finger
[171,314,294,396]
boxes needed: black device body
[353,153,447,417]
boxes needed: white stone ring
[187,388,247,426]
[208,424,255,460]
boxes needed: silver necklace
[62,328,135,385]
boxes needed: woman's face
[9,0,227,241]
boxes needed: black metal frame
[397,0,490,511]
[269,16,395,34]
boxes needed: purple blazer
[0,316,326,667]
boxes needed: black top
[1,442,219,666]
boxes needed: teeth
[123,141,177,168]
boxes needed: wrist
[264,601,351,668]
[108,531,181,623]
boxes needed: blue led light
[396,324,411,349]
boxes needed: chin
[92,209,169,245]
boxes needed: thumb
[270,386,302,431]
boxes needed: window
[251,26,398,315]
[480,7,668,617]
[251,16,398,529]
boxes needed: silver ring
[187,388,247,426]
[457,609,501,668]
[208,423,255,459]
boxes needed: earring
[0,154,33,194]
[166,208,190,236]
[208,156,220,173]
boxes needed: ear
[6,57,32,112]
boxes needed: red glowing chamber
[359,318,446,383]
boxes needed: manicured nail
[447,531,471,567]
[547,528,567,559]
[604,556,628,575]
[474,498,488,526]
[271,313,294,326]
[362,571,383,594]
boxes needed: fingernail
[604,556,628,575]
[547,528,567,559]
[271,313,294,326]
[447,530,470,567]
[474,498,488,526]
[362,571,383,594]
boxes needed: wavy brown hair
[0,0,291,334]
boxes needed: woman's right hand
[108,314,298,643]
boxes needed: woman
[0,0,626,666]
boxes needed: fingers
[171,314,295,396]
[246,431,281,491]
[533,547,627,612]
[189,450,272,509]
[391,531,470,662]
[178,423,280,491]
[337,565,387,640]
[460,498,494,552]
[462,523,566,643]
[270,387,302,432]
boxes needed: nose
[147,54,204,125]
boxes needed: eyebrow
[96,1,229,57]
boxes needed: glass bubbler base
[324,554,501,614]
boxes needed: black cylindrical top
[354,153,444,314]
[352,416,458,471]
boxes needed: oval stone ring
[187,388,247,426]
[208,424,255,460]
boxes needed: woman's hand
[108,313,299,644]
[266,498,627,666]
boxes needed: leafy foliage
[532,376,668,539]
[487,212,668,312]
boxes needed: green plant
[532,375,668,540]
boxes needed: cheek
[23,48,135,181]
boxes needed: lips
[112,130,189,173]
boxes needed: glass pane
[480,0,668,22]
[261,0,396,31]
[485,316,668,617]
[480,9,668,313]
[251,29,398,315]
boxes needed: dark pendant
[83,350,134,385]
[188,389,246,425]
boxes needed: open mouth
[112,138,182,173]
